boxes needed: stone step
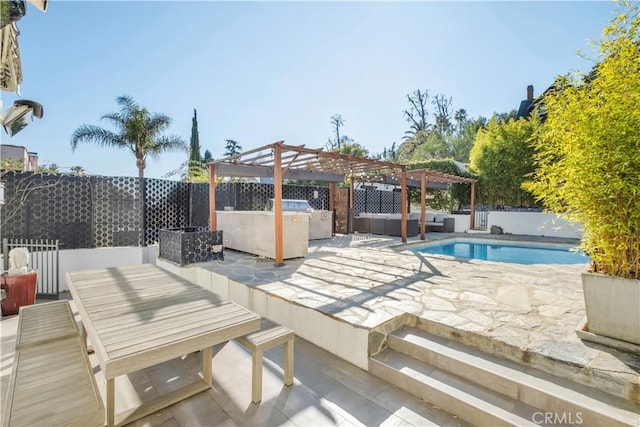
[370,348,542,427]
[387,327,639,427]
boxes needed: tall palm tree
[71,95,186,179]
[71,95,187,245]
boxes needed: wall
[451,214,471,233]
[57,245,157,291]
[487,212,582,239]
[158,258,370,371]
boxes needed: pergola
[207,142,476,265]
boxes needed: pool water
[409,239,589,265]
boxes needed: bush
[524,2,640,279]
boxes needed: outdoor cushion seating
[385,218,419,237]
[426,214,455,232]
[354,213,420,236]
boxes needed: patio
[2,232,638,426]
[159,233,640,403]
[0,301,468,427]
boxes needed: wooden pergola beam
[207,141,480,265]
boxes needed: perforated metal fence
[0,172,336,248]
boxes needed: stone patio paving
[2,232,638,426]
[198,232,639,402]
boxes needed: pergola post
[208,163,217,231]
[328,183,335,235]
[273,144,284,266]
[420,172,426,240]
[401,168,407,243]
[470,181,476,229]
[349,177,354,234]
[328,183,334,212]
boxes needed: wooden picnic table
[66,264,261,427]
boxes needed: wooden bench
[2,301,104,427]
[236,319,294,403]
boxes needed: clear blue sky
[3,1,616,179]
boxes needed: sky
[2,0,618,179]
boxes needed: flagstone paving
[200,233,640,402]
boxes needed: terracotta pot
[1,271,37,316]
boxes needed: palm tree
[71,95,187,245]
[71,95,186,179]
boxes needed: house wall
[0,145,38,171]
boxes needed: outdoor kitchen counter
[216,211,310,259]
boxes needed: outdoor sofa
[426,213,455,232]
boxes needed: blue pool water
[409,239,589,265]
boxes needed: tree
[36,163,59,173]
[1,158,24,171]
[71,95,187,245]
[432,93,453,135]
[203,149,213,163]
[451,116,487,163]
[524,2,640,278]
[187,109,206,182]
[70,165,87,176]
[327,114,355,150]
[469,116,539,206]
[71,95,186,179]
[377,142,398,161]
[408,159,473,211]
[224,140,242,157]
[189,110,201,163]
[402,89,431,140]
[410,130,450,160]
[333,141,368,158]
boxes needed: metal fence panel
[2,238,59,298]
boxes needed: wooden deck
[66,264,261,427]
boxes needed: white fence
[485,211,582,239]
[414,209,582,239]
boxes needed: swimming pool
[408,238,589,265]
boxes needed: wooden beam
[213,163,345,182]
[274,144,284,266]
[215,163,273,178]
[401,169,407,243]
[285,170,345,182]
[420,172,426,240]
[470,181,476,229]
[208,164,216,231]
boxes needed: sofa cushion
[434,214,447,223]
[426,214,436,222]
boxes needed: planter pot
[159,228,223,266]
[581,271,640,347]
[1,271,38,316]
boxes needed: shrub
[524,2,640,279]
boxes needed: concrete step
[387,327,639,427]
[370,348,543,427]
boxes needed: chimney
[527,85,534,101]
